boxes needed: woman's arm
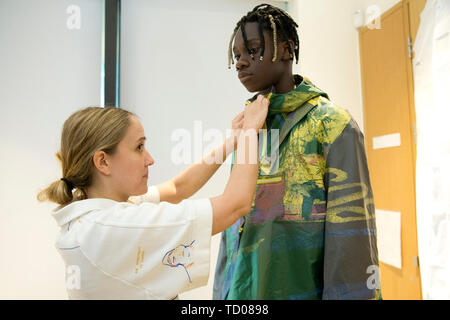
[156,112,244,204]
[129,95,268,236]
[210,95,268,235]
[156,134,237,204]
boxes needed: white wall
[0,0,102,299]
[293,0,400,132]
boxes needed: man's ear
[92,150,111,176]
[279,39,295,61]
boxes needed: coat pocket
[247,173,286,226]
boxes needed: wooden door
[359,0,426,300]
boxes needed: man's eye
[249,47,259,54]
[137,144,144,151]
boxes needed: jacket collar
[247,75,329,116]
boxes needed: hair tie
[60,178,75,192]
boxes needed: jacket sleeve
[322,118,382,300]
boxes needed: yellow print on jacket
[135,246,145,274]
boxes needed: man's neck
[273,72,295,94]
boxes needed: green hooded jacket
[213,75,381,300]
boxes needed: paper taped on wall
[375,209,402,269]
[372,133,401,150]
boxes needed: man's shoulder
[309,96,351,123]
[293,96,351,144]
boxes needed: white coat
[52,187,212,299]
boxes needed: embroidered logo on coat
[162,240,195,282]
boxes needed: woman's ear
[93,150,111,176]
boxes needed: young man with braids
[213,4,381,300]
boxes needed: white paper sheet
[375,209,402,269]
[372,133,401,150]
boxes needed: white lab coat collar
[52,198,119,227]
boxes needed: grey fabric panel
[322,118,380,299]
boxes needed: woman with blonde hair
[38,96,268,299]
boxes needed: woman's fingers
[243,95,269,130]
[232,111,245,130]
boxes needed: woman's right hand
[243,95,269,131]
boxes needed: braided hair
[228,3,299,69]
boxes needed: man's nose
[236,57,249,70]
